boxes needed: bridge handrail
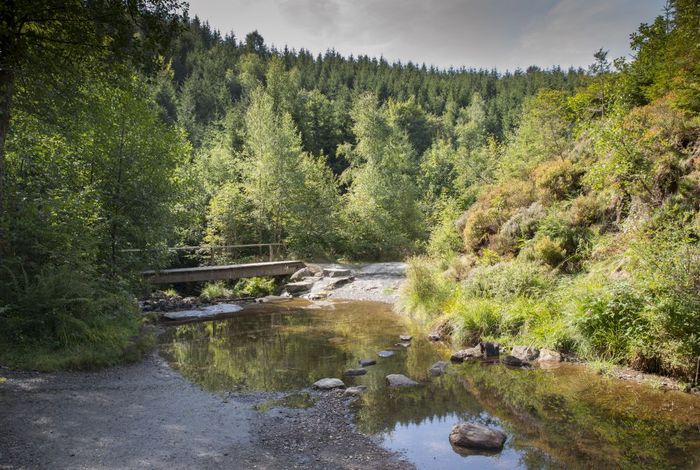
[119,243,286,253]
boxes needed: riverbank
[0,351,411,469]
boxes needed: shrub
[569,192,608,227]
[531,236,567,267]
[0,264,144,370]
[462,261,554,301]
[200,282,233,301]
[533,159,583,202]
[398,257,456,322]
[462,180,535,252]
[234,277,277,297]
[447,297,502,346]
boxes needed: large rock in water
[344,368,367,376]
[451,346,481,363]
[503,355,524,367]
[323,267,352,278]
[429,361,449,376]
[479,341,500,358]
[285,280,316,294]
[449,423,506,451]
[359,359,376,367]
[312,378,345,390]
[511,346,540,362]
[385,374,419,387]
[537,348,562,362]
[290,267,313,281]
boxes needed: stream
[159,299,700,469]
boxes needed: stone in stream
[429,361,449,377]
[479,341,500,358]
[327,276,354,289]
[399,335,412,341]
[285,280,316,294]
[511,346,540,362]
[449,423,506,451]
[537,349,562,362]
[377,350,395,358]
[503,355,524,367]
[312,378,346,390]
[359,359,376,367]
[323,268,352,278]
[385,374,419,387]
[394,342,411,348]
[344,368,367,377]
[427,333,442,341]
[450,346,482,363]
[344,385,367,396]
[289,267,312,281]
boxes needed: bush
[569,192,608,227]
[533,159,583,202]
[531,236,567,268]
[397,257,456,322]
[234,277,277,297]
[200,282,233,301]
[462,261,554,301]
[0,264,146,370]
[447,297,502,346]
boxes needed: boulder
[377,350,395,358]
[399,335,412,341]
[327,276,354,289]
[285,280,316,294]
[449,423,506,451]
[537,349,562,362]
[344,368,367,376]
[479,341,500,358]
[290,267,313,281]
[323,268,352,278]
[385,374,419,387]
[511,346,540,362]
[394,342,411,348]
[451,346,482,363]
[312,378,345,390]
[306,263,323,275]
[344,385,367,396]
[429,361,449,377]
[359,359,376,367]
[503,355,524,367]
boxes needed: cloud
[188,0,666,70]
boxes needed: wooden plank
[142,260,305,284]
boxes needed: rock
[359,359,376,367]
[428,333,442,341]
[323,268,352,278]
[399,335,412,341]
[449,423,506,451]
[344,386,367,396]
[479,341,500,358]
[306,263,323,275]
[427,319,452,342]
[385,374,419,387]
[394,342,411,348]
[451,346,482,363]
[290,267,313,281]
[429,361,449,376]
[537,349,562,362]
[511,346,540,362]
[285,280,316,294]
[256,295,291,303]
[327,276,354,289]
[344,368,367,376]
[377,351,395,358]
[312,378,345,390]
[161,303,243,321]
[503,355,524,367]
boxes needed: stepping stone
[449,422,506,451]
[344,385,367,396]
[429,361,449,376]
[385,374,419,387]
[312,378,345,390]
[359,359,376,367]
[377,351,395,358]
[399,335,412,341]
[344,368,367,376]
[323,268,352,278]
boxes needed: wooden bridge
[132,243,305,285]
[142,260,305,284]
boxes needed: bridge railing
[120,243,287,266]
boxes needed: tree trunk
[0,67,15,254]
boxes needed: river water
[159,299,700,469]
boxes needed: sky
[187,0,667,71]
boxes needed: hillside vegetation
[399,0,700,380]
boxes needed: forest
[0,0,698,381]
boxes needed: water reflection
[159,300,700,469]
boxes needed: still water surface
[159,300,700,469]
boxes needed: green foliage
[200,282,234,301]
[233,277,277,297]
[448,297,502,346]
[397,257,455,323]
[463,261,554,301]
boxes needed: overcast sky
[187,0,666,71]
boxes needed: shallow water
[159,300,700,469]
